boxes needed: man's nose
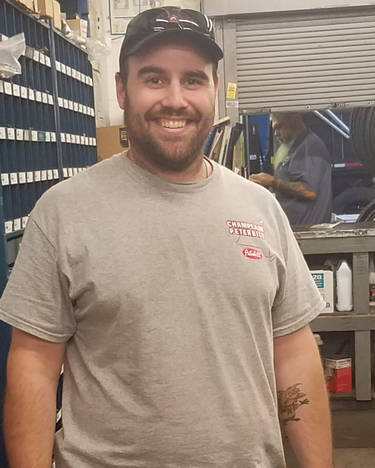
[161,82,188,110]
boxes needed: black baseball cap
[119,6,223,67]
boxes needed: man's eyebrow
[137,66,165,77]
[185,70,210,81]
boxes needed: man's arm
[274,325,333,468]
[4,328,66,468]
[250,173,317,200]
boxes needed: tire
[351,107,375,176]
[357,199,375,222]
[333,187,375,215]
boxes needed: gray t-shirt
[0,153,324,468]
[275,130,332,225]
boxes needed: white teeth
[160,120,186,129]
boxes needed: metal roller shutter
[236,7,375,113]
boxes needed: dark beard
[124,102,213,172]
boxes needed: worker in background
[0,6,332,468]
[251,112,332,225]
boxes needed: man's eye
[147,77,163,85]
[186,78,201,86]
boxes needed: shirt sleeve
[272,211,325,337]
[0,215,76,342]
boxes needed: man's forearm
[274,326,333,468]
[273,178,317,201]
[4,363,58,467]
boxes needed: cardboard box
[53,0,61,30]
[96,125,128,161]
[38,0,54,18]
[15,0,34,11]
[67,15,88,39]
[325,356,352,393]
[310,269,334,313]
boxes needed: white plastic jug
[336,260,352,312]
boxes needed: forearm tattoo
[277,383,310,425]
[274,178,304,197]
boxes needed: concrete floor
[285,402,375,467]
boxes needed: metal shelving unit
[294,222,375,401]
[0,1,97,464]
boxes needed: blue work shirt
[275,130,332,225]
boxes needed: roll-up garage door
[236,7,375,113]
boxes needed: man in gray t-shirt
[1,6,333,468]
[251,112,332,225]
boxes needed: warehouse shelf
[294,222,375,401]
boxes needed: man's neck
[126,149,211,183]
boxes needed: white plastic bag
[0,33,26,79]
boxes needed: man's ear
[115,72,126,110]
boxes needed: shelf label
[10,173,18,185]
[31,131,38,142]
[27,171,34,183]
[63,168,68,177]
[51,132,56,142]
[66,66,72,76]
[48,94,54,105]
[0,127,6,140]
[4,82,12,95]
[47,170,53,180]
[68,100,73,110]
[39,53,45,65]
[45,132,51,142]
[1,173,9,186]
[7,128,15,140]
[35,91,42,102]
[20,86,28,99]
[22,217,29,229]
[33,49,40,62]
[45,56,51,67]
[0,80,3,93]
[12,84,20,97]
[41,170,47,181]
[58,97,63,107]
[68,168,73,177]
[23,129,30,141]
[18,172,26,183]
[53,169,59,179]
[16,128,24,140]
[5,221,13,234]
[34,171,41,182]
[61,63,66,74]
[56,61,61,72]
[66,133,71,143]
[13,218,21,231]
[28,88,35,100]
[60,132,66,143]
[42,92,48,104]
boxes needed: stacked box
[325,356,352,393]
[310,270,334,313]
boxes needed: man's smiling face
[116,40,218,172]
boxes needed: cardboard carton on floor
[325,356,352,393]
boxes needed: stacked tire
[350,107,375,177]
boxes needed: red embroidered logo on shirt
[226,220,265,239]
[242,248,263,260]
